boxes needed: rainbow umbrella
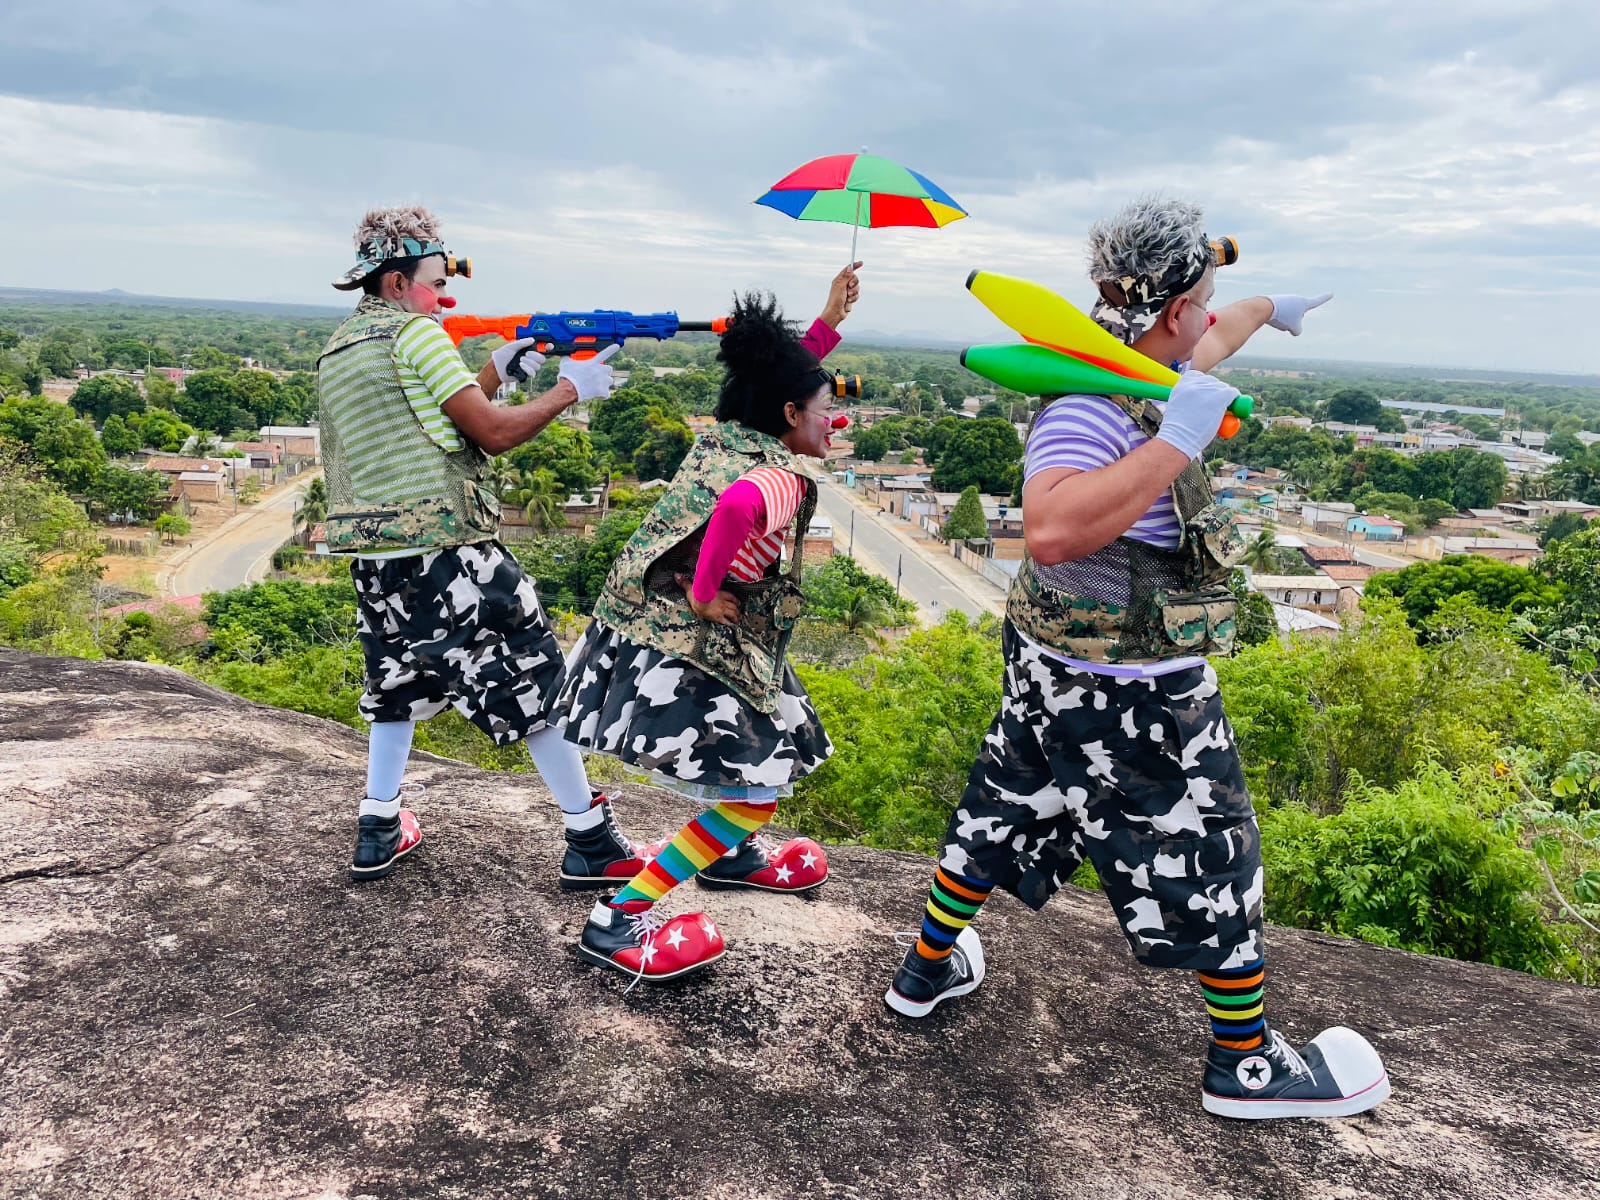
[756,152,968,262]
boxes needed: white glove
[558,343,620,401]
[1154,370,1241,460]
[491,337,545,384]
[1267,292,1332,336]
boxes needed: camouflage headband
[332,234,449,291]
[1088,236,1213,345]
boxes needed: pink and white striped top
[726,466,807,581]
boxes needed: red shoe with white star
[692,833,830,894]
[577,900,726,984]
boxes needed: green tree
[277,372,319,424]
[294,476,328,536]
[930,417,1022,494]
[0,396,107,492]
[153,512,192,543]
[630,411,693,481]
[131,407,194,453]
[144,371,179,411]
[1230,569,1278,645]
[68,376,146,425]
[229,369,283,429]
[1240,528,1279,572]
[1323,387,1384,426]
[176,369,240,433]
[1538,512,1589,550]
[1365,556,1560,631]
[514,468,568,532]
[203,578,358,659]
[852,425,891,462]
[99,414,141,458]
[1451,448,1509,510]
[942,486,988,541]
[803,555,916,626]
[87,464,167,521]
[507,422,599,494]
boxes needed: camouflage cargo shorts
[940,621,1264,971]
[351,540,566,744]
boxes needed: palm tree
[294,476,328,543]
[839,587,893,642]
[482,455,521,502]
[517,468,567,533]
[1240,528,1278,573]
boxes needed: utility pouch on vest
[1154,582,1238,656]
[1184,500,1247,576]
[325,479,500,553]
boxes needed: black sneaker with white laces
[1202,1026,1390,1119]
[560,791,649,891]
[883,927,985,1018]
[349,808,422,882]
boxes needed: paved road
[812,481,1003,624]
[169,477,314,597]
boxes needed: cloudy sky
[4,1,1598,373]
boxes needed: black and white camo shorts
[350,540,566,744]
[940,621,1265,971]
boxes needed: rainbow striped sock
[608,795,777,908]
[1199,957,1267,1051]
[914,866,994,960]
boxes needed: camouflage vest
[1006,393,1246,663]
[316,297,500,554]
[592,421,816,713]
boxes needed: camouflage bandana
[1088,236,1212,346]
[332,234,449,291]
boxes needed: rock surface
[1,649,1597,1200]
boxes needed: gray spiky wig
[1085,196,1212,344]
[332,205,449,290]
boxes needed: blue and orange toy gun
[442,310,730,380]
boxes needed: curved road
[168,476,315,597]
[812,479,1004,624]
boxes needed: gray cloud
[3,0,1599,371]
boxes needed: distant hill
[0,285,347,320]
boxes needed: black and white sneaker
[560,791,649,891]
[1202,1026,1390,1119]
[883,927,985,1018]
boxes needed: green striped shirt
[391,318,476,451]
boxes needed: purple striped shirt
[1023,395,1181,549]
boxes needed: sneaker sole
[348,835,421,883]
[694,873,829,894]
[575,943,727,982]
[883,949,987,1018]
[1201,1072,1391,1119]
[558,872,643,892]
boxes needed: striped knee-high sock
[914,866,994,960]
[608,794,777,908]
[1198,957,1267,1051]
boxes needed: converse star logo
[700,918,718,941]
[800,850,819,871]
[664,926,687,950]
[775,864,793,884]
[1237,1056,1271,1090]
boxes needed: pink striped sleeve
[691,479,764,604]
[743,467,805,536]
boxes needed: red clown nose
[829,414,850,431]
[436,295,458,309]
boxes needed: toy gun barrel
[441,314,532,346]
[677,317,732,334]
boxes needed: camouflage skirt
[555,619,832,796]
[351,540,566,744]
[940,621,1264,971]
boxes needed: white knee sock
[361,720,416,818]
[525,725,596,817]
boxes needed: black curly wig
[714,292,828,438]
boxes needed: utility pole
[848,511,855,557]
[894,553,903,602]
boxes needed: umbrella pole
[849,191,862,265]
